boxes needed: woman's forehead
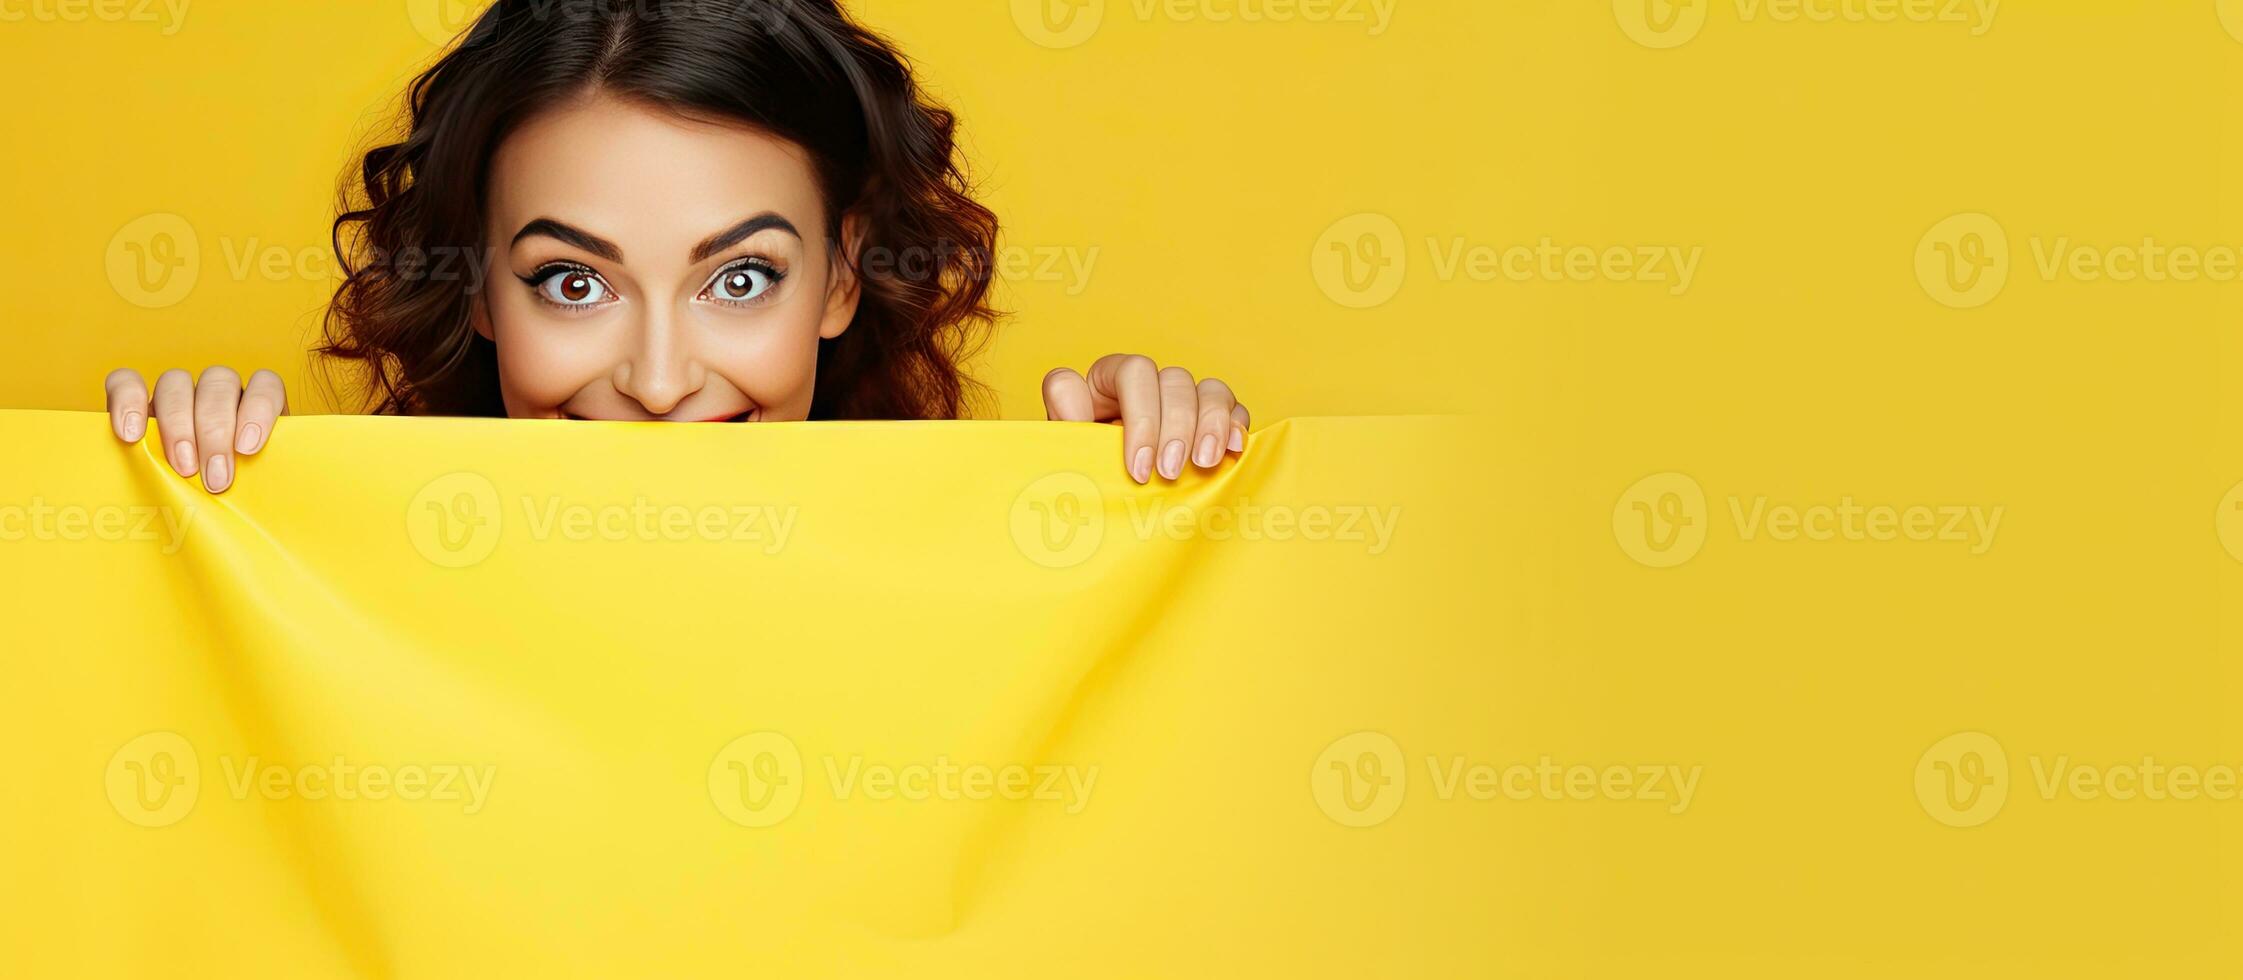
[487,92,827,255]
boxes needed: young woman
[102,0,1250,492]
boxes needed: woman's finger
[1230,402,1252,455]
[1086,354,1162,484]
[1079,353,1144,421]
[105,368,150,443]
[150,369,198,478]
[1190,377,1236,470]
[1153,366,1198,481]
[194,366,242,493]
[1040,367,1097,422]
[236,369,287,455]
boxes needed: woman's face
[475,92,860,422]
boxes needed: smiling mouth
[562,410,754,423]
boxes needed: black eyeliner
[519,261,594,286]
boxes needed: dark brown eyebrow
[690,213,800,264]
[512,218,623,263]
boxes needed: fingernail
[204,454,230,493]
[236,422,264,455]
[1159,440,1186,480]
[1229,426,1246,454]
[1195,434,1219,468]
[171,441,197,476]
[122,412,143,441]
[1131,446,1153,484]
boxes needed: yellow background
[5,0,2243,974]
[3,2,2241,426]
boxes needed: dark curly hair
[318,0,999,419]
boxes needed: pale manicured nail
[122,412,143,441]
[171,441,197,476]
[1229,426,1246,454]
[1159,440,1186,480]
[1195,434,1219,468]
[236,422,264,455]
[1131,446,1153,484]
[204,454,230,493]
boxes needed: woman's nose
[611,308,703,417]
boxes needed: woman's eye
[534,268,611,307]
[703,261,781,304]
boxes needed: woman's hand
[105,367,288,494]
[1042,354,1249,485]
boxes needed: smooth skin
[104,93,1248,493]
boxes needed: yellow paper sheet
[1,410,2237,977]
[3,412,1498,976]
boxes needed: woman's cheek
[711,307,825,421]
[491,300,612,418]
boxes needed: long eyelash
[721,257,785,283]
[705,257,787,307]
[519,261,614,310]
[519,261,595,287]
